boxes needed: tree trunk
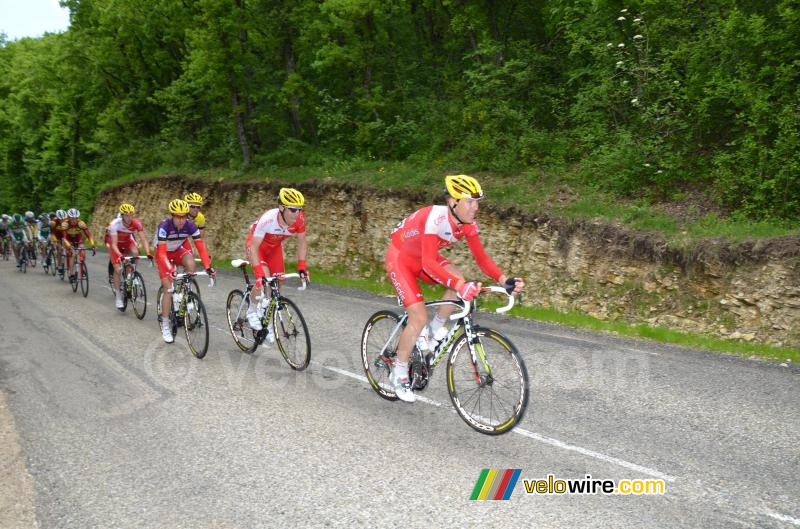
[284,41,303,138]
[231,83,251,167]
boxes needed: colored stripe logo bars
[470,469,522,500]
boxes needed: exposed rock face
[91,176,800,347]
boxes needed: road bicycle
[25,242,37,268]
[16,241,29,273]
[109,256,149,319]
[42,241,56,275]
[225,259,311,370]
[361,286,529,435]
[67,246,95,297]
[156,271,214,359]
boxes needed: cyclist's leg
[157,252,176,317]
[249,245,283,304]
[385,246,427,364]
[180,248,196,274]
[423,260,465,322]
[107,238,124,291]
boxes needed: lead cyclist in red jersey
[384,174,524,402]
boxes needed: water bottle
[172,286,181,314]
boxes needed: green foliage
[0,0,798,225]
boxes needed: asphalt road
[0,253,798,528]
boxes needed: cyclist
[23,211,38,263]
[184,192,207,239]
[8,214,32,268]
[51,210,69,277]
[0,215,11,258]
[155,199,215,343]
[36,213,52,264]
[62,208,96,282]
[384,174,524,402]
[106,203,152,309]
[244,188,309,337]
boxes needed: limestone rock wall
[91,177,800,347]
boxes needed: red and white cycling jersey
[389,205,501,288]
[106,217,143,245]
[248,208,306,249]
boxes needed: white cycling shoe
[389,370,416,403]
[161,321,174,343]
[246,309,263,331]
[115,293,124,309]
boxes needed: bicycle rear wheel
[225,289,258,353]
[184,292,209,359]
[360,310,403,401]
[131,271,147,320]
[80,261,89,297]
[273,297,310,370]
[446,327,529,435]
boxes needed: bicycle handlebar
[265,272,307,291]
[173,270,215,288]
[449,285,516,320]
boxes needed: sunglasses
[286,207,303,213]
[173,215,187,220]
[189,205,201,209]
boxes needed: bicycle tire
[190,276,201,301]
[446,326,529,435]
[108,261,116,296]
[155,285,164,327]
[184,292,209,359]
[29,246,36,267]
[131,272,147,320]
[226,289,258,353]
[273,296,311,370]
[80,261,89,297]
[360,310,403,401]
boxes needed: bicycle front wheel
[225,289,257,353]
[190,277,201,301]
[80,261,89,297]
[184,292,209,359]
[131,271,147,320]
[360,310,403,401]
[273,297,310,370]
[446,327,529,435]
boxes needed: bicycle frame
[230,263,305,333]
[381,286,516,379]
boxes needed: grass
[257,265,798,363]
[101,158,798,245]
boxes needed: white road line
[765,509,800,527]
[322,365,676,482]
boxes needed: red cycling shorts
[157,245,193,279]
[246,232,286,277]
[384,244,451,308]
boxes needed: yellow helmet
[184,192,204,206]
[279,188,305,207]
[444,174,484,200]
[168,199,190,215]
[119,203,135,214]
